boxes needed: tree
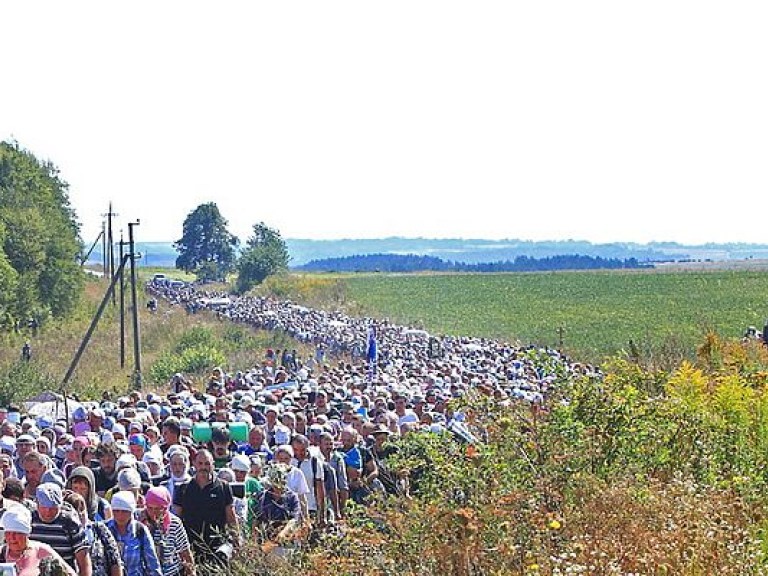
[235,222,290,293]
[174,202,238,281]
[0,140,83,328]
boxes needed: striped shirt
[141,512,190,576]
[31,508,89,570]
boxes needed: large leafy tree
[174,202,239,281]
[236,222,290,293]
[0,141,83,328]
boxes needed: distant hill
[297,253,649,273]
[85,238,768,269]
[87,242,179,268]
[285,238,768,267]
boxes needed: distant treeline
[296,253,651,273]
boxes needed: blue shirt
[237,442,274,462]
[255,490,301,541]
[106,519,162,576]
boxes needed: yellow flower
[548,519,562,530]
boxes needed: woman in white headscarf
[0,506,76,576]
[163,447,191,504]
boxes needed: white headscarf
[165,450,191,503]
[0,506,32,535]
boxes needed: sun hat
[371,423,392,436]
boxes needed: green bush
[149,343,226,384]
[174,326,216,354]
[0,360,58,406]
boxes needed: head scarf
[117,468,142,491]
[36,483,63,508]
[0,506,32,535]
[144,486,172,532]
[265,462,290,491]
[166,450,191,503]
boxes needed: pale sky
[1,2,766,245]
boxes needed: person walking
[63,490,122,576]
[139,486,195,576]
[172,449,239,565]
[0,506,76,576]
[106,491,162,576]
[30,483,92,576]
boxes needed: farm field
[339,269,768,364]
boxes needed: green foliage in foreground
[212,337,768,576]
[339,270,768,364]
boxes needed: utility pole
[61,254,130,425]
[103,203,118,304]
[128,220,142,388]
[80,229,104,266]
[118,231,128,369]
[101,220,107,275]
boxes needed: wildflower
[549,519,562,530]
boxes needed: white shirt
[285,465,309,500]
[292,455,324,511]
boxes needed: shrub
[0,360,58,406]
[149,342,226,384]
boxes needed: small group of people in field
[742,321,768,345]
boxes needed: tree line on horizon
[295,252,650,273]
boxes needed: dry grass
[0,277,311,402]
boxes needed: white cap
[230,454,251,472]
[0,506,32,534]
[116,453,137,471]
[111,491,137,512]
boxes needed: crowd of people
[0,281,600,574]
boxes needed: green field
[339,270,768,364]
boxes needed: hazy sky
[2,2,766,245]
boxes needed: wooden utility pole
[61,254,130,425]
[103,203,118,304]
[101,220,107,274]
[128,220,142,388]
[118,231,128,369]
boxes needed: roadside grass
[0,275,308,405]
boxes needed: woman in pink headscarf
[139,486,196,576]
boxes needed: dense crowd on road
[0,280,602,575]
